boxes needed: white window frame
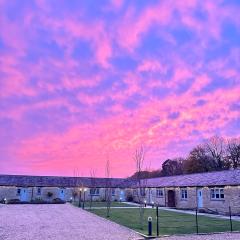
[17,188,21,196]
[156,188,164,198]
[180,188,188,200]
[140,188,146,197]
[37,187,41,195]
[111,189,115,196]
[210,188,224,200]
[90,188,100,196]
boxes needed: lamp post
[78,188,82,208]
[82,188,87,209]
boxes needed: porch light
[84,188,87,192]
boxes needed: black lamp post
[82,188,87,209]
[78,188,82,208]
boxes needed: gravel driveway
[0,204,141,240]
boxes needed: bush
[31,199,46,204]
[7,199,21,204]
[47,192,53,198]
[52,198,65,204]
[126,195,134,202]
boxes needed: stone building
[133,169,240,215]
[0,175,127,203]
[0,170,240,215]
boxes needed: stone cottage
[134,169,240,215]
[0,175,127,203]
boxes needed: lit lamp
[144,199,147,207]
[152,201,154,208]
[4,198,7,204]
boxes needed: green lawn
[73,201,137,208]
[87,207,240,236]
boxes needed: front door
[148,188,153,204]
[197,188,203,208]
[20,188,28,202]
[120,190,125,201]
[167,190,176,207]
[59,189,65,200]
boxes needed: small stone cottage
[0,175,127,203]
[134,169,240,215]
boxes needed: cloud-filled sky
[0,0,240,177]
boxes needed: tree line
[131,136,240,179]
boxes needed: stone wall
[202,186,240,215]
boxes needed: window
[90,188,100,195]
[37,187,41,195]
[210,188,224,200]
[111,189,115,196]
[181,188,188,199]
[17,188,21,195]
[156,188,164,198]
[140,188,146,196]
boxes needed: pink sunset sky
[0,0,240,177]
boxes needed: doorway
[167,190,176,207]
[20,188,28,202]
[120,190,125,201]
[197,188,203,208]
[59,189,65,200]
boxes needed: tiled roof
[142,169,240,188]
[0,170,239,188]
[0,174,126,188]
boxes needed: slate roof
[141,169,240,188]
[0,170,239,188]
[0,174,127,188]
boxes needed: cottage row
[0,169,240,215]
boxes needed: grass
[87,207,240,236]
[73,201,137,208]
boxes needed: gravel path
[156,232,240,240]
[0,204,142,240]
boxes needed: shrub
[31,199,46,204]
[126,195,134,202]
[7,199,21,204]
[47,192,53,198]
[52,198,65,204]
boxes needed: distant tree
[226,138,240,169]
[204,136,228,170]
[183,145,217,174]
[161,158,184,176]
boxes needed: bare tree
[72,168,79,203]
[89,169,96,210]
[105,158,112,218]
[133,145,147,230]
[204,136,226,170]
[227,138,240,169]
